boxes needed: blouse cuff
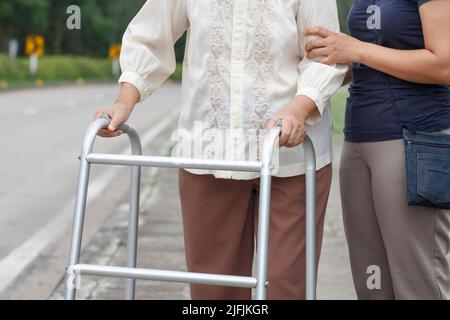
[296,86,325,125]
[118,71,152,102]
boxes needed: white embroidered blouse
[119,0,347,180]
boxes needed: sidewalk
[51,139,356,300]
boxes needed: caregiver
[305,0,450,299]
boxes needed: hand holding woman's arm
[267,0,347,148]
[305,1,450,85]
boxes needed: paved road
[0,83,181,296]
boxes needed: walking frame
[65,114,317,300]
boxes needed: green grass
[331,89,349,139]
[171,63,183,82]
[0,54,183,89]
[0,54,116,84]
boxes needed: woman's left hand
[267,95,319,148]
[305,27,364,65]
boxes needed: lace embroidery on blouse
[205,0,234,130]
[246,0,274,160]
[248,0,274,130]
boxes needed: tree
[0,0,49,51]
[0,0,146,56]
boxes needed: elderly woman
[94,0,346,300]
[305,0,450,299]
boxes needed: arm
[305,0,450,85]
[94,0,189,137]
[268,0,348,147]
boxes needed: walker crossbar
[72,264,257,288]
[65,113,317,300]
[86,154,263,172]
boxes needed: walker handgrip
[101,113,131,133]
[274,119,283,129]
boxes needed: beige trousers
[340,140,450,300]
[178,164,332,300]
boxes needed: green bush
[331,89,349,139]
[0,54,183,86]
[0,54,29,81]
[37,56,113,80]
[0,54,116,84]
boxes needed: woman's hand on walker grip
[93,82,140,138]
[93,102,133,138]
[267,95,318,148]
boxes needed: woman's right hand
[93,82,140,138]
[93,102,134,138]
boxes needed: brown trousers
[178,164,332,300]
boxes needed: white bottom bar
[73,264,257,288]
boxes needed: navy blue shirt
[345,0,450,142]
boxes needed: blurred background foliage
[0,0,146,56]
[0,0,353,59]
[337,0,353,34]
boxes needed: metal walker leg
[65,115,142,300]
[123,128,142,300]
[254,128,316,300]
[254,125,278,300]
[65,115,317,300]
[303,137,317,300]
[65,117,108,300]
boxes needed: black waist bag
[403,127,450,210]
